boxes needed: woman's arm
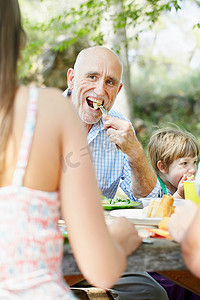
[59,96,141,289]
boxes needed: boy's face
[165,156,198,188]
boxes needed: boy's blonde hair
[148,127,199,174]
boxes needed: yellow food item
[186,175,195,181]
[93,102,100,109]
[148,228,171,238]
[143,195,174,218]
[158,217,170,230]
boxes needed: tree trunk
[111,24,133,120]
[100,0,133,120]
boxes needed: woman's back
[0,86,78,299]
[1,85,63,191]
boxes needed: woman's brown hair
[0,0,25,174]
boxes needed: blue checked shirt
[63,89,160,201]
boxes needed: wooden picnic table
[62,209,186,274]
[62,235,185,275]
[62,209,200,296]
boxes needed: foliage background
[18,0,200,154]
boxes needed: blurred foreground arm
[168,201,200,278]
[181,204,200,278]
[59,97,142,289]
[168,200,197,243]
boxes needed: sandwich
[143,195,175,218]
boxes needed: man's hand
[102,114,157,198]
[102,114,137,155]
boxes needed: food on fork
[86,96,103,110]
[143,195,175,218]
[93,102,101,110]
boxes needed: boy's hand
[173,174,188,199]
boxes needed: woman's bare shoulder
[18,85,76,125]
[37,86,79,128]
[38,86,65,102]
[38,87,72,112]
[18,85,65,103]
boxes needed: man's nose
[94,80,105,96]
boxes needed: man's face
[68,48,123,125]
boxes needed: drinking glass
[195,181,200,205]
[184,181,199,205]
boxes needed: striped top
[0,87,76,299]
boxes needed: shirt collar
[87,117,106,144]
[63,88,72,97]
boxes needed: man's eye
[89,75,96,80]
[106,79,114,85]
[182,162,187,165]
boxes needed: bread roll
[143,195,174,218]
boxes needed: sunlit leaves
[19,0,183,78]
[193,23,200,28]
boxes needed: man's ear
[157,160,168,174]
[67,68,75,89]
[117,83,123,95]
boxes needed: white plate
[110,209,161,225]
[139,197,185,208]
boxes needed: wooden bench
[70,287,113,299]
[159,270,200,296]
[64,275,113,299]
[65,271,200,299]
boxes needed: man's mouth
[86,97,104,110]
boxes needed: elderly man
[63,46,168,300]
[63,46,160,201]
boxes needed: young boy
[148,127,199,199]
[148,127,200,300]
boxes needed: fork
[99,106,120,150]
[99,106,109,115]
